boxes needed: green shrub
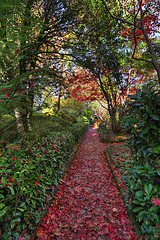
[0,114,17,142]
[125,88,160,164]
[0,120,88,239]
[30,113,73,136]
[47,122,63,131]
[78,116,89,124]
[124,86,160,239]
[0,132,73,239]
[57,111,77,124]
[1,114,15,123]
[70,122,88,143]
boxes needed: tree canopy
[0,0,159,136]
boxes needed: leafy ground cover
[123,88,160,239]
[105,143,160,239]
[0,121,88,240]
[104,143,128,196]
[36,127,138,240]
[98,127,128,143]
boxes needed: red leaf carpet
[36,127,138,240]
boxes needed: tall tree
[101,0,160,83]
[66,0,127,133]
[0,0,77,137]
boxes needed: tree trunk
[26,90,34,130]
[109,108,119,134]
[138,0,160,84]
[57,86,62,112]
[14,107,26,137]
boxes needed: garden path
[36,126,138,240]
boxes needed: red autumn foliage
[121,1,159,44]
[36,127,138,240]
[69,72,104,101]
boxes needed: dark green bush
[123,86,160,239]
[125,88,160,164]
[0,114,18,142]
[30,113,73,136]
[0,119,88,239]
[70,122,89,142]
[57,111,77,124]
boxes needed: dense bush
[123,86,160,239]
[77,116,89,124]
[0,114,17,141]
[30,113,75,135]
[125,88,160,163]
[70,122,89,143]
[98,123,127,143]
[0,120,88,240]
[0,111,78,143]
[57,111,77,124]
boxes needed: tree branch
[97,99,108,111]
[101,0,140,28]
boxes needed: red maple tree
[68,70,105,102]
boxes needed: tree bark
[14,107,26,137]
[57,86,62,112]
[108,108,119,134]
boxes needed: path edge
[104,150,143,239]
[31,128,89,239]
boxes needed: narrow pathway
[36,127,138,240]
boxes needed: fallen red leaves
[36,127,138,240]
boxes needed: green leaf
[20,202,25,207]
[150,114,159,121]
[145,106,151,113]
[17,208,25,212]
[136,191,144,198]
[0,194,4,199]
[152,212,159,223]
[144,183,153,195]
[144,162,152,170]
[141,127,149,135]
[157,169,160,176]
[147,148,154,153]
[133,207,144,213]
[0,203,5,209]
[0,206,8,217]
[153,146,160,154]
[137,213,144,222]
[1,177,5,184]
[8,186,15,195]
[157,225,160,231]
[10,220,15,229]
[10,218,21,229]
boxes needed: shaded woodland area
[0,0,160,239]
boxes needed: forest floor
[36,126,138,240]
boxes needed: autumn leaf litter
[37,127,138,240]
